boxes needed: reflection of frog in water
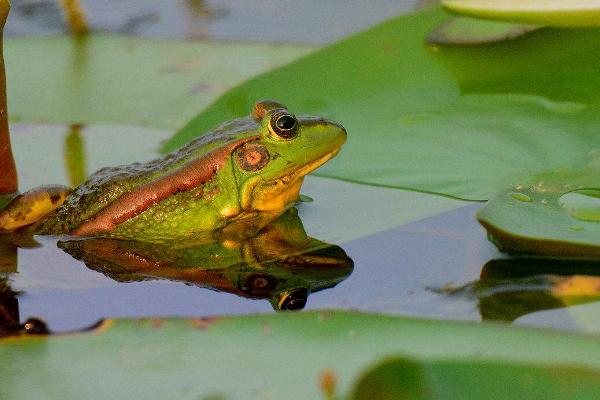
[439,258,600,322]
[0,100,346,242]
[58,208,353,311]
[0,208,352,335]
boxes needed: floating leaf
[477,167,600,258]
[3,311,600,399]
[428,16,539,45]
[442,0,600,27]
[5,35,314,129]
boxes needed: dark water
[4,204,485,331]
[4,201,597,334]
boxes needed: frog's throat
[244,147,341,213]
[71,135,259,237]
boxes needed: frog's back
[37,118,257,235]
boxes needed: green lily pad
[3,311,600,399]
[352,357,600,400]
[477,167,600,258]
[427,16,540,45]
[163,8,600,255]
[442,0,600,27]
[5,35,314,129]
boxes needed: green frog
[0,101,346,242]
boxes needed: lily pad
[5,35,314,129]
[427,16,540,45]
[442,0,600,27]
[477,167,600,258]
[3,311,600,399]
[163,8,600,255]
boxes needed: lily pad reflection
[441,258,600,322]
[58,208,353,311]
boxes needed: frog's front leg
[0,185,72,232]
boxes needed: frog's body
[0,101,346,242]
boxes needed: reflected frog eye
[269,111,298,139]
[277,288,308,311]
[236,143,270,172]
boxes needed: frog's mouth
[284,146,341,182]
[246,146,342,213]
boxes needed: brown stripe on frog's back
[71,135,259,237]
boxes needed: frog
[0,100,346,242]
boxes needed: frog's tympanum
[439,258,600,322]
[0,101,346,242]
[58,208,353,311]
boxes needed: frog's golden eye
[237,143,270,172]
[269,111,298,139]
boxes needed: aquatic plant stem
[0,0,16,195]
[60,0,89,35]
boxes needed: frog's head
[233,100,346,214]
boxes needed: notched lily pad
[442,0,600,27]
[477,167,600,258]
[428,17,540,45]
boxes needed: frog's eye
[236,143,270,172]
[269,111,298,139]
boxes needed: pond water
[2,0,600,336]
[3,123,600,335]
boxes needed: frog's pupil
[276,115,296,130]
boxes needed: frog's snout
[300,117,347,151]
[331,121,347,147]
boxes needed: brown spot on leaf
[191,317,222,330]
[150,318,163,330]
[319,369,337,399]
[262,321,271,336]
